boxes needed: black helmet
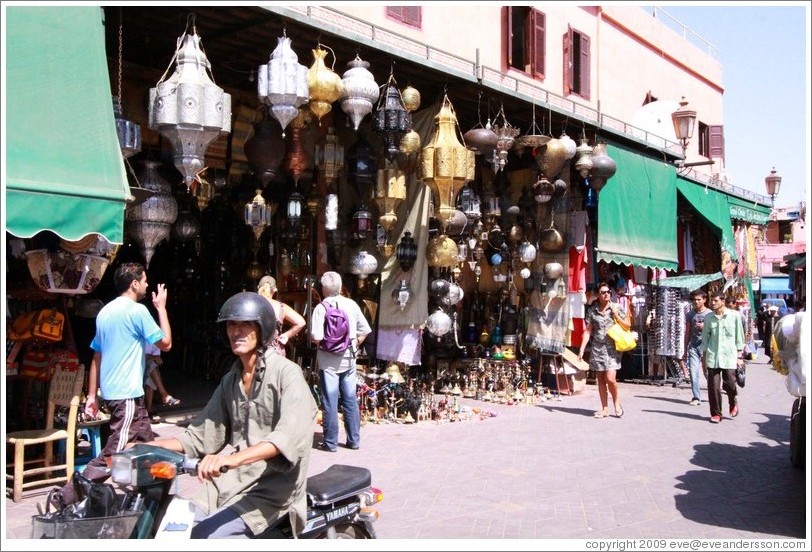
[216,292,276,347]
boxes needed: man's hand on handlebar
[195,453,231,482]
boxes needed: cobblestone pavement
[3,350,808,548]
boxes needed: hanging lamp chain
[117,8,123,101]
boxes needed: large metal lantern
[173,208,200,243]
[349,249,378,282]
[307,45,344,123]
[373,75,412,162]
[340,55,379,130]
[244,116,286,188]
[149,23,232,194]
[126,161,178,267]
[257,35,309,135]
[537,137,567,179]
[421,96,475,230]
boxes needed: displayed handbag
[736,362,746,388]
[607,307,637,353]
[8,310,40,341]
[33,308,65,342]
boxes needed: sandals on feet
[163,395,181,407]
[594,411,608,419]
[615,407,624,418]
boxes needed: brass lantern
[315,127,344,188]
[400,85,421,113]
[149,21,232,193]
[244,189,273,242]
[397,129,421,174]
[573,137,594,179]
[373,75,412,162]
[340,55,379,130]
[257,35,309,135]
[307,45,344,123]
[126,160,178,268]
[427,234,459,269]
[420,95,475,230]
[374,164,406,235]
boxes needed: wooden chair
[5,364,85,502]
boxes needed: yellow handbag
[32,309,65,342]
[607,307,637,352]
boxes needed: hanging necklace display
[149,15,232,194]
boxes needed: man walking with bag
[309,271,371,452]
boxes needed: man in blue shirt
[51,262,172,508]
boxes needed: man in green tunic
[143,292,318,538]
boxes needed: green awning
[5,6,129,244]
[595,143,679,270]
[727,196,771,225]
[650,271,723,291]
[676,178,738,261]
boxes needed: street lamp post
[764,167,782,208]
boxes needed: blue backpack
[319,299,352,354]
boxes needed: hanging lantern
[514,104,550,155]
[392,279,412,311]
[244,115,286,188]
[193,173,215,210]
[352,204,374,239]
[519,240,537,264]
[125,160,178,267]
[537,137,567,179]
[584,185,598,211]
[349,249,378,280]
[400,85,421,113]
[374,164,407,234]
[315,127,345,188]
[173,208,200,243]
[426,234,459,268]
[347,133,378,191]
[573,137,594,179]
[397,129,421,174]
[373,75,412,162]
[464,118,499,156]
[283,107,313,187]
[286,188,305,228]
[456,184,482,223]
[244,189,273,242]
[426,309,452,337]
[396,231,418,272]
[340,55,379,130]
[491,106,520,172]
[258,35,309,135]
[589,141,617,192]
[442,282,464,306]
[307,45,344,123]
[114,97,141,159]
[421,95,475,230]
[149,22,232,193]
[559,131,577,160]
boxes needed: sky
[653,3,809,210]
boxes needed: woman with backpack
[309,271,372,452]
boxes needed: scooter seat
[306,464,371,505]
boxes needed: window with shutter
[698,122,710,158]
[505,7,545,80]
[386,6,422,29]
[709,124,725,162]
[564,26,590,100]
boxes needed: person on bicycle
[141,292,318,538]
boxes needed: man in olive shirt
[701,291,745,424]
[143,292,317,538]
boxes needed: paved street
[3,349,808,547]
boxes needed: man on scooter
[140,292,318,538]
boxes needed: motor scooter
[34,444,382,539]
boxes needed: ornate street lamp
[671,96,697,156]
[764,167,782,208]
